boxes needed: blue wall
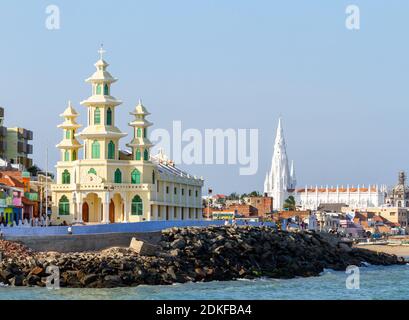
[1,220,273,238]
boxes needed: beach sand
[354,244,409,258]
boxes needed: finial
[98,44,106,60]
[68,100,72,107]
[138,98,142,105]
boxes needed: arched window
[62,170,70,184]
[144,149,149,161]
[91,140,100,159]
[131,195,143,215]
[96,84,102,95]
[131,169,141,184]
[108,140,115,159]
[94,108,101,125]
[152,170,155,184]
[137,128,142,138]
[135,148,141,161]
[64,150,70,162]
[398,201,402,208]
[114,168,122,183]
[104,84,109,95]
[106,108,112,125]
[59,195,70,215]
[143,128,147,138]
[65,130,71,139]
[88,168,97,175]
[72,150,77,161]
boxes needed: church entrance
[82,203,89,223]
[109,200,115,223]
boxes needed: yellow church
[51,49,204,224]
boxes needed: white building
[264,118,385,210]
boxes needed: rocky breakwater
[0,226,404,288]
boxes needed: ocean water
[1,264,409,300]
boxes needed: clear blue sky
[1,0,408,194]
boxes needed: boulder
[129,238,160,256]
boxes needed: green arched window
[114,168,122,183]
[135,148,141,161]
[88,168,97,175]
[65,130,71,139]
[64,150,70,162]
[144,149,149,161]
[94,108,101,125]
[62,170,70,184]
[131,195,143,215]
[108,140,115,159]
[59,195,70,215]
[104,84,109,95]
[137,128,142,138]
[72,150,77,161]
[143,128,147,138]
[91,140,100,159]
[131,169,141,184]
[107,108,112,125]
[96,84,102,95]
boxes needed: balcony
[24,192,39,201]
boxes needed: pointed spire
[98,44,106,60]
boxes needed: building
[0,106,33,169]
[264,118,296,210]
[264,118,385,210]
[243,196,273,217]
[51,49,204,224]
[386,171,409,208]
[366,207,409,229]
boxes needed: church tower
[264,118,295,210]
[127,100,153,161]
[56,101,82,162]
[78,46,127,161]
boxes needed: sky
[0,0,408,194]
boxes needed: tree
[27,164,55,179]
[283,196,296,211]
[248,190,261,197]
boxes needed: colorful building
[51,49,204,224]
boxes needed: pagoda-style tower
[78,47,127,161]
[127,100,153,161]
[56,101,82,162]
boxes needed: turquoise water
[1,264,409,300]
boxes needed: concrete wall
[6,231,161,253]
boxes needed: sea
[1,264,409,300]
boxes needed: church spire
[56,101,82,162]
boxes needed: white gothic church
[264,119,386,211]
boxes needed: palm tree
[283,196,296,211]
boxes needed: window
[189,190,192,197]
[152,171,155,184]
[91,140,100,159]
[131,169,141,184]
[88,168,97,175]
[62,170,70,184]
[108,140,115,159]
[114,168,122,183]
[166,186,169,194]
[144,149,149,161]
[182,188,184,196]
[135,148,141,160]
[65,130,71,139]
[96,84,102,95]
[143,128,147,138]
[157,181,159,192]
[104,84,109,95]
[137,128,142,138]
[64,150,70,162]
[131,195,143,215]
[174,187,177,195]
[107,108,112,125]
[195,190,198,197]
[59,195,70,215]
[72,150,77,161]
[94,108,101,125]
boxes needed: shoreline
[0,226,404,288]
[354,244,409,258]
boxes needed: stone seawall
[0,226,404,288]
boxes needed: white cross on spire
[98,44,106,60]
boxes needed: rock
[171,238,186,250]
[338,243,352,253]
[81,274,99,286]
[30,266,44,276]
[9,275,24,286]
[166,266,177,280]
[129,238,159,256]
[103,275,123,287]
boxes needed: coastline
[354,244,409,258]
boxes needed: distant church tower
[264,118,296,210]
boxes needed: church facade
[51,49,204,224]
[264,119,385,211]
